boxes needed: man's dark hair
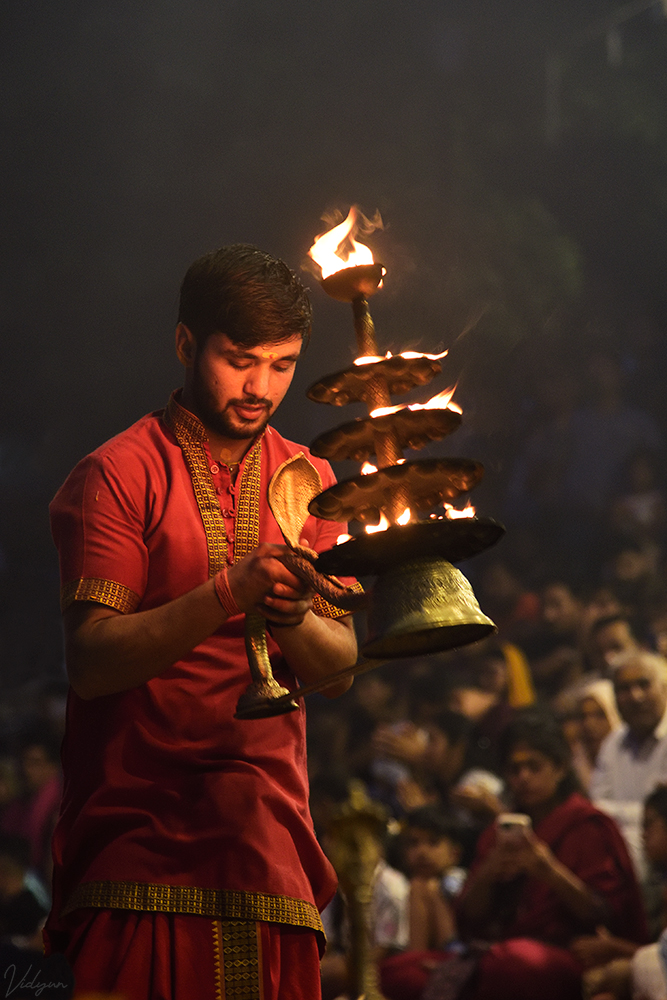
[499,708,580,801]
[178,244,312,349]
[590,614,639,640]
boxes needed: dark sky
[1,0,600,469]
[2,0,665,686]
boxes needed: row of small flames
[309,208,475,543]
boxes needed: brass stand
[327,782,389,1000]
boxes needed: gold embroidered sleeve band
[63,880,324,934]
[312,582,365,620]
[60,578,140,614]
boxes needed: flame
[361,462,378,475]
[444,501,476,519]
[370,403,404,418]
[309,206,375,279]
[370,384,460,419]
[354,353,392,366]
[336,532,353,545]
[365,513,390,534]
[397,506,412,525]
[400,350,448,361]
[353,349,447,367]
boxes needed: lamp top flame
[309,206,378,280]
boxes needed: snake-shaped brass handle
[279,544,367,612]
[235,545,366,719]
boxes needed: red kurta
[46,393,351,952]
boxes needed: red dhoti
[60,910,321,1000]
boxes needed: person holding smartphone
[453,709,647,1000]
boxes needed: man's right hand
[227,544,315,626]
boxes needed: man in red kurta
[46,245,359,999]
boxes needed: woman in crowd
[382,709,647,1000]
[455,709,646,1000]
[575,679,622,791]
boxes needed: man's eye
[229,361,252,370]
[273,364,293,374]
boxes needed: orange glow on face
[309,206,375,279]
[369,384,460,419]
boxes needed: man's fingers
[258,594,313,626]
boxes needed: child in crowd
[401,806,467,951]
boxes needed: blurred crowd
[2,347,667,998]
[307,348,667,999]
[0,682,66,970]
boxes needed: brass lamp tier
[310,406,462,463]
[309,457,484,525]
[307,354,442,407]
[320,262,385,302]
[314,516,504,577]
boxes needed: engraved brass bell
[362,556,495,659]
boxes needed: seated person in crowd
[402,806,467,951]
[382,710,646,1000]
[574,679,622,793]
[589,615,644,677]
[591,651,667,877]
[370,709,473,818]
[522,580,588,702]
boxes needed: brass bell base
[234,680,299,720]
[362,556,496,659]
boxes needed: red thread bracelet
[214,566,242,618]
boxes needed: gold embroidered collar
[163,391,262,575]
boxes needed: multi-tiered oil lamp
[234,207,503,719]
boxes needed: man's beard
[192,383,272,440]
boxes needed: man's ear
[175,323,197,367]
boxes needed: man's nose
[244,365,270,399]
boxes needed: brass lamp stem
[352,295,379,356]
[352,295,405,520]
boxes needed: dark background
[2,0,667,691]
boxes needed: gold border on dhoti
[63,880,324,934]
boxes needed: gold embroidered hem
[312,582,365,620]
[61,577,140,614]
[214,920,261,1000]
[62,881,324,934]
